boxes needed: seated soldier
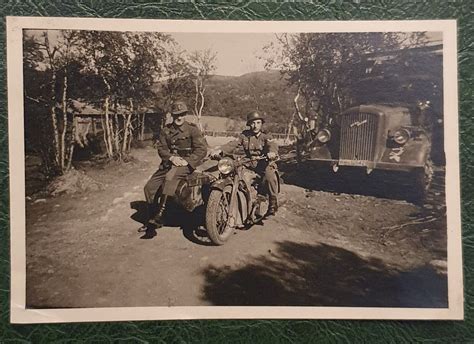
[141,101,207,239]
[210,110,279,216]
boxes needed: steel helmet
[246,110,265,126]
[171,101,188,116]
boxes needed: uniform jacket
[156,121,208,169]
[220,129,278,157]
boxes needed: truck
[296,102,434,202]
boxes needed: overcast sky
[170,33,277,76]
[25,30,442,77]
[25,30,277,77]
[169,32,442,77]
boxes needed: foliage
[155,45,195,111]
[23,30,443,179]
[354,44,443,115]
[23,30,83,176]
[263,32,441,130]
[24,29,302,177]
[203,71,297,133]
[23,30,173,174]
[74,30,172,159]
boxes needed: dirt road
[26,144,447,308]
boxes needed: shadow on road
[130,200,213,246]
[200,241,447,307]
[280,161,446,207]
[174,205,215,247]
[281,165,410,201]
[130,200,149,225]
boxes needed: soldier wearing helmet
[141,100,207,239]
[210,110,279,216]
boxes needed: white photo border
[7,16,463,323]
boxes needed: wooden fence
[203,130,296,141]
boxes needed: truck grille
[339,112,377,161]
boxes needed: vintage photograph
[8,18,462,322]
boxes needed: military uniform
[140,101,208,240]
[220,129,279,198]
[144,121,207,204]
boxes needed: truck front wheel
[411,159,434,204]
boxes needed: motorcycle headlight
[393,128,410,145]
[316,129,331,143]
[218,157,234,174]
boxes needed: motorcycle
[171,155,280,245]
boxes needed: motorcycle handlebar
[232,155,279,165]
[209,152,279,164]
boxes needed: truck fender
[382,140,431,166]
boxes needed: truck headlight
[316,129,331,143]
[218,157,234,174]
[393,128,410,145]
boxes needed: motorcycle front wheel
[206,185,235,245]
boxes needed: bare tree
[58,31,80,171]
[37,32,60,169]
[77,30,124,159]
[188,49,217,131]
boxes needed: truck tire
[411,159,434,204]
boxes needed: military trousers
[144,165,193,204]
[255,161,279,198]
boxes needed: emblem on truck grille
[389,147,405,162]
[350,119,368,128]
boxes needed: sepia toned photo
[8,17,462,323]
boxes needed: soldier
[211,110,279,216]
[141,101,208,239]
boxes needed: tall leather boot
[140,225,157,239]
[266,196,278,216]
[138,203,156,233]
[140,196,168,240]
[140,201,158,239]
[149,194,169,228]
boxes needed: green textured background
[1,1,473,342]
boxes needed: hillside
[154,71,297,133]
[203,71,297,132]
[184,115,244,132]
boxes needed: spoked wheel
[206,185,235,245]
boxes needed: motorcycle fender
[210,178,233,192]
[237,191,248,226]
[212,180,246,227]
